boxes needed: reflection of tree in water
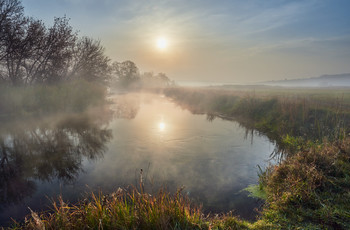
[206,114,216,122]
[112,95,140,119]
[0,113,112,205]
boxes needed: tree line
[0,0,172,88]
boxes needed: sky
[23,0,350,84]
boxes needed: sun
[156,37,168,50]
[158,122,165,131]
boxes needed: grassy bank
[256,138,350,229]
[162,86,350,229]
[164,87,350,154]
[0,80,107,120]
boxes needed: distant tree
[156,72,171,86]
[112,60,140,89]
[140,72,172,88]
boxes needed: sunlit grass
[9,187,251,229]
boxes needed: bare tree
[0,0,110,86]
[0,0,26,84]
[69,37,110,83]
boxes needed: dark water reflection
[0,93,275,226]
[0,110,112,225]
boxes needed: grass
[8,187,250,230]
[0,79,107,120]
[164,87,350,154]
[256,138,350,229]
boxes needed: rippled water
[0,93,275,226]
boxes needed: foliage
[243,185,267,200]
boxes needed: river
[0,93,275,226]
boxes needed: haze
[23,0,350,84]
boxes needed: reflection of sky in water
[0,93,275,225]
[83,93,275,218]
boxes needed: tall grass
[8,187,250,230]
[256,138,350,229]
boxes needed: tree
[140,72,172,88]
[155,72,171,86]
[112,60,140,88]
[69,37,110,83]
[0,0,110,86]
[0,0,27,85]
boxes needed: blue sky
[23,0,350,83]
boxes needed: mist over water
[0,93,275,225]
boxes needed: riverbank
[4,87,350,229]
[8,137,350,229]
[163,87,350,229]
[164,87,350,154]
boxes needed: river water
[0,93,275,226]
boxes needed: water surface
[0,93,275,226]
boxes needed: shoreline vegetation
[0,80,107,120]
[4,86,350,229]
